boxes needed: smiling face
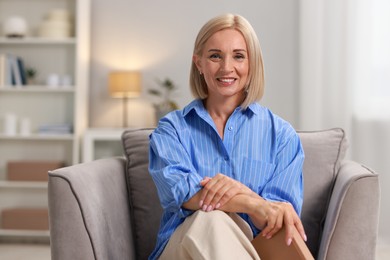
[193,28,249,106]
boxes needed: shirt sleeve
[149,116,203,219]
[262,128,304,214]
[246,127,304,236]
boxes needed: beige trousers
[159,210,261,260]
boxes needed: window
[354,0,390,119]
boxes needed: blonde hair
[189,13,265,108]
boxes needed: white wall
[89,0,300,128]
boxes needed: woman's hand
[199,173,253,212]
[250,200,307,246]
[190,175,307,246]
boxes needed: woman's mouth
[217,77,236,85]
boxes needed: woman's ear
[193,54,202,73]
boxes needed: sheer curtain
[299,0,390,246]
[352,0,390,247]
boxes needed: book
[16,57,27,85]
[38,124,73,134]
[0,53,13,87]
[9,54,22,86]
[251,226,314,260]
[5,54,13,86]
[0,54,28,87]
[0,54,5,87]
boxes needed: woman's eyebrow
[207,48,247,52]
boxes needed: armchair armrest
[48,157,136,260]
[317,160,380,260]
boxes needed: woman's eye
[235,54,245,60]
[209,53,221,60]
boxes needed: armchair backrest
[299,129,348,256]
[122,128,162,260]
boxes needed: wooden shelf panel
[0,86,75,93]
[0,37,76,45]
[0,229,49,238]
[0,134,74,141]
[0,181,47,189]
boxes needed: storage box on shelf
[0,0,90,242]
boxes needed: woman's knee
[191,210,230,225]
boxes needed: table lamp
[109,71,141,127]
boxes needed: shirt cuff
[175,172,203,219]
[246,215,261,236]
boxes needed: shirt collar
[183,99,260,117]
[182,99,206,117]
[247,102,260,115]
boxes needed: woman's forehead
[204,29,247,51]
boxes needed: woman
[149,13,306,260]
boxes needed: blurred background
[1,0,389,258]
[90,0,390,248]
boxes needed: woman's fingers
[294,213,307,242]
[281,202,307,244]
[260,203,282,239]
[201,174,228,211]
[282,205,295,245]
[199,174,242,211]
[200,177,211,186]
[260,202,307,246]
[199,177,211,208]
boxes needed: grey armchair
[48,128,380,260]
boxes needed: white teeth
[219,78,235,83]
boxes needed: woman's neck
[204,95,243,139]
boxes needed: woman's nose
[221,57,233,73]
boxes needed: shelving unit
[0,0,90,242]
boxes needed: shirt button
[228,126,233,131]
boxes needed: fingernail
[202,204,208,211]
[206,205,213,212]
[304,234,307,242]
[215,203,221,209]
[199,200,203,207]
[287,238,292,246]
[266,235,272,239]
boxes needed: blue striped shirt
[148,99,304,259]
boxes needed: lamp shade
[109,71,141,98]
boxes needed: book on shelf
[38,124,73,135]
[0,53,27,87]
[0,53,11,87]
[16,57,27,85]
[0,54,5,87]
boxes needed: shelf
[0,229,49,238]
[0,86,75,93]
[0,133,74,141]
[0,37,76,45]
[0,0,90,244]
[0,181,47,189]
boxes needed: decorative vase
[3,16,28,37]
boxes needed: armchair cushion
[122,128,162,260]
[299,128,348,256]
